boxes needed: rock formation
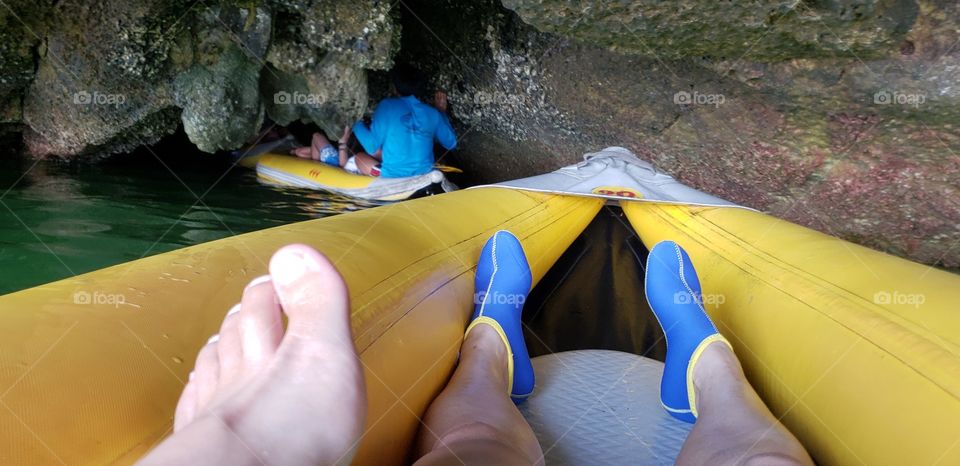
[0,0,957,267]
[401,0,959,268]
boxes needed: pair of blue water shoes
[468,231,728,420]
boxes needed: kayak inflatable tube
[0,188,601,465]
[622,203,960,466]
[0,147,957,465]
[255,153,455,201]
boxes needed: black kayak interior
[522,205,667,362]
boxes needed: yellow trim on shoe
[465,316,515,397]
[686,333,734,419]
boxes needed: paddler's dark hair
[390,63,427,98]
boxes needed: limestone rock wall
[0,0,956,267]
[1,0,399,157]
[400,0,959,268]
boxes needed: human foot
[645,240,732,423]
[465,230,534,402]
[141,244,366,466]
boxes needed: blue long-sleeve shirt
[352,95,457,178]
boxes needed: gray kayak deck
[519,350,693,465]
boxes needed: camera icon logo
[73,291,91,305]
[73,91,92,105]
[873,291,891,304]
[673,291,693,304]
[873,90,892,105]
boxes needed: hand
[340,124,352,144]
[434,90,448,113]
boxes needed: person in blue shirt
[348,64,457,178]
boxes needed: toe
[216,305,244,384]
[266,244,367,461]
[238,275,284,367]
[173,375,198,432]
[193,341,221,411]
[268,244,353,347]
[162,245,365,465]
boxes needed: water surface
[0,149,377,295]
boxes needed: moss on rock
[175,45,265,152]
[260,56,367,137]
[501,0,919,60]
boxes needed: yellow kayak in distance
[254,153,456,202]
[1,147,957,465]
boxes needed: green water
[0,150,378,295]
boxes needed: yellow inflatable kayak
[254,153,455,201]
[1,147,957,465]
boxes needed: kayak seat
[519,350,693,465]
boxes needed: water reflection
[0,155,381,295]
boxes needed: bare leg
[139,245,366,466]
[291,133,333,161]
[645,240,812,465]
[677,342,813,466]
[290,145,312,159]
[414,324,544,466]
[353,150,382,176]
